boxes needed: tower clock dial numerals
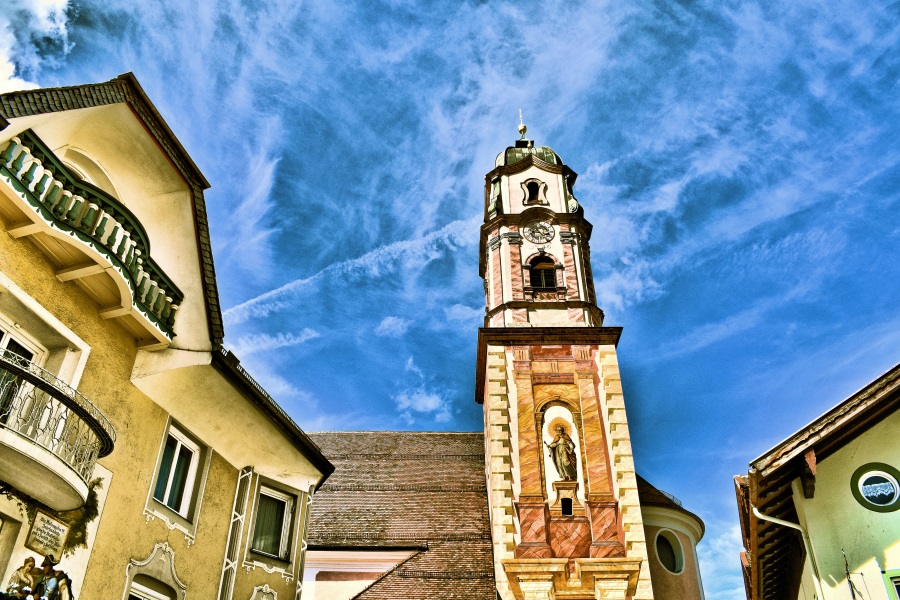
[523,220,554,244]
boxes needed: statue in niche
[544,419,578,481]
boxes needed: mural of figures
[545,419,578,481]
[4,556,36,597]
[2,554,73,600]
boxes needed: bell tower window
[530,257,557,289]
[521,178,548,206]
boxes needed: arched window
[529,257,557,289]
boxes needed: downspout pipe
[752,505,826,599]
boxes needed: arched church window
[530,257,557,289]
[526,181,540,203]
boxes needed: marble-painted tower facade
[475,127,703,600]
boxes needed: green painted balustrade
[0,130,183,339]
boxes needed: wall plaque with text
[25,511,70,558]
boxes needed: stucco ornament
[124,542,187,600]
[250,583,277,599]
[544,419,578,481]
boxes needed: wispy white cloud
[393,356,452,425]
[223,217,477,325]
[228,329,320,356]
[374,316,411,337]
[698,523,746,600]
[395,389,450,425]
[0,0,69,93]
[444,303,483,322]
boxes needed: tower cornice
[484,154,578,182]
[474,326,622,405]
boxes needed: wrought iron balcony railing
[0,348,116,484]
[0,130,183,339]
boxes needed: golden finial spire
[518,109,527,139]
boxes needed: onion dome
[495,139,562,168]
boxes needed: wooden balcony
[0,130,183,348]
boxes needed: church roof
[306,431,496,599]
[636,474,705,537]
[495,140,562,168]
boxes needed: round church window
[654,529,684,575]
[851,463,900,513]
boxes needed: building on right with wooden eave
[735,361,900,600]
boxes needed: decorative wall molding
[142,508,195,546]
[123,542,187,600]
[217,466,253,600]
[249,583,277,600]
[242,559,293,583]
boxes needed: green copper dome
[495,141,562,168]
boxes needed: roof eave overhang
[742,362,900,600]
[211,350,335,487]
[752,362,900,478]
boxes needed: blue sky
[4,0,900,596]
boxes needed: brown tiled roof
[307,432,496,599]
[0,74,223,346]
[636,474,705,537]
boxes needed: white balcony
[0,348,115,511]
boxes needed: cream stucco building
[0,75,333,600]
[736,362,900,600]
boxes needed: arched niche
[61,146,120,198]
[520,178,549,206]
[539,403,586,508]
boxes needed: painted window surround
[883,568,900,599]
[143,419,212,545]
[0,270,90,388]
[242,475,304,583]
[251,486,294,560]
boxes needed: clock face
[523,220,554,244]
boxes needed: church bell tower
[476,123,654,600]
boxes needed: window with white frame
[127,576,176,600]
[0,321,46,426]
[128,582,173,600]
[250,486,294,560]
[151,425,201,519]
